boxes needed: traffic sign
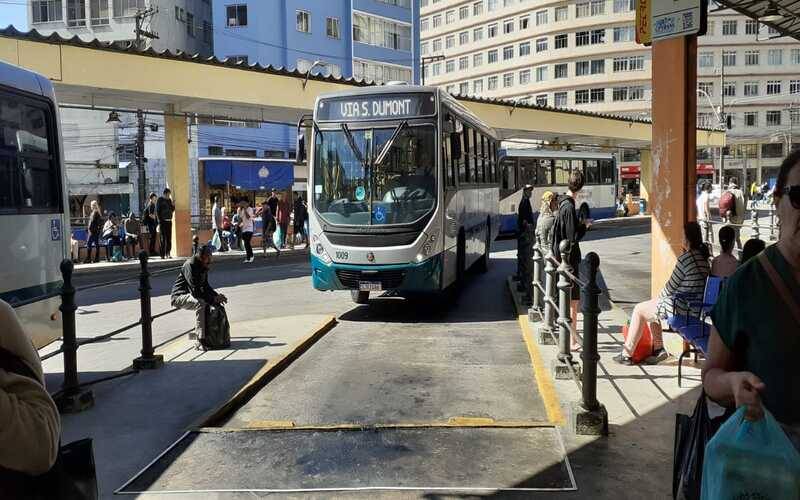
[636,0,707,45]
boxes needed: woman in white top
[238,200,255,263]
[696,181,713,244]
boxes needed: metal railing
[530,239,608,436]
[46,251,181,414]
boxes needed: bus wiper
[374,121,408,167]
[340,123,365,165]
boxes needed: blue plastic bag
[701,406,800,500]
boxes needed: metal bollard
[769,209,777,241]
[532,243,543,311]
[53,260,95,413]
[133,251,164,370]
[540,248,557,345]
[573,252,608,436]
[553,240,578,380]
[751,208,761,240]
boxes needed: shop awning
[202,159,294,191]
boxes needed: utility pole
[134,7,159,50]
[719,62,726,186]
[420,55,445,85]
[136,110,147,213]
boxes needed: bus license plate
[359,282,382,292]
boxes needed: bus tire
[351,290,370,304]
[477,219,490,273]
[456,231,466,289]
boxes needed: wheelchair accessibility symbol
[373,205,386,224]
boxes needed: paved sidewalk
[42,314,335,499]
[507,279,702,498]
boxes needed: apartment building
[421,0,799,186]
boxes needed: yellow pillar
[650,36,698,298]
[639,148,652,214]
[164,112,193,258]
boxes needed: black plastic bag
[200,303,230,350]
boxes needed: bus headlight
[315,243,332,264]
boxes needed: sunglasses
[783,185,800,209]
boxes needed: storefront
[619,164,641,196]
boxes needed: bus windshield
[313,124,436,226]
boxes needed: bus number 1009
[335,251,349,260]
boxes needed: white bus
[497,148,618,235]
[300,85,500,303]
[1,60,70,348]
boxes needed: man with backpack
[720,178,746,249]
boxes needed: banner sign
[635,0,652,45]
[637,0,707,45]
[317,93,436,122]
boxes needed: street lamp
[697,88,728,185]
[301,60,326,90]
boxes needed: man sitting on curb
[171,244,227,347]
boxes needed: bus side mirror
[450,132,462,160]
[296,134,306,164]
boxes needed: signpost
[636,0,707,45]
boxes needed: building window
[791,109,800,126]
[762,142,784,157]
[536,9,547,25]
[488,0,498,11]
[420,0,428,6]
[555,34,568,49]
[766,110,782,126]
[699,81,714,96]
[723,82,736,97]
[433,38,442,52]
[555,6,567,21]
[473,79,484,93]
[576,2,590,18]
[592,0,605,15]
[90,0,109,25]
[554,92,568,107]
[745,50,759,66]
[488,23,498,38]
[420,42,429,55]
[575,89,590,104]
[745,19,758,35]
[473,53,483,66]
[612,87,627,101]
[473,27,484,41]
[576,31,590,46]
[488,49,498,63]
[503,45,514,60]
[446,85,455,93]
[186,12,194,36]
[32,0,64,23]
[519,15,530,30]
[744,112,757,127]
[767,80,782,95]
[458,31,468,45]
[613,26,635,42]
[722,20,737,35]
[590,59,605,74]
[576,60,589,76]
[473,1,483,16]
[446,10,455,24]
[612,55,643,71]
[722,50,736,66]
[699,52,714,67]
[67,0,86,26]
[432,62,441,76]
[536,94,547,106]
[590,88,605,102]
[327,17,340,39]
[459,5,469,20]
[420,18,429,31]
[488,76,498,90]
[791,80,800,94]
[554,63,567,78]
[296,10,310,33]
[613,0,634,13]
[519,41,531,56]
[432,14,441,27]
[459,56,469,70]
[446,34,455,48]
[536,37,547,52]
[446,60,455,73]
[459,82,469,95]
[591,29,606,44]
[792,49,800,64]
[535,66,547,82]
[503,72,514,88]
[519,69,531,85]
[503,18,514,34]
[353,13,412,51]
[743,81,758,96]
[705,20,714,36]
[376,0,412,6]
[697,112,714,128]
[612,86,645,101]
[768,49,783,65]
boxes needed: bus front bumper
[311,254,443,292]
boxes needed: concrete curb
[590,215,651,229]
[196,315,338,428]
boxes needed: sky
[0,1,28,31]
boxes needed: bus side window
[600,160,614,184]
[456,121,467,184]
[585,160,599,184]
[554,159,570,185]
[462,124,473,183]
[443,129,453,187]
[490,141,497,183]
[473,129,481,183]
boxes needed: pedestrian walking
[721,178,746,249]
[696,181,713,244]
[550,171,591,351]
[238,200,255,263]
[123,212,141,259]
[102,212,123,262]
[277,191,291,248]
[231,209,242,250]
[258,201,280,257]
[84,200,103,263]
[156,188,175,259]
[170,245,228,348]
[267,189,279,222]
[143,193,158,256]
[293,193,307,245]
[211,196,227,252]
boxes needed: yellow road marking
[447,416,496,426]
[245,420,295,429]
[518,315,566,426]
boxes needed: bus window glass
[600,159,614,183]
[535,159,552,185]
[585,159,599,184]
[442,129,453,187]
[491,142,498,182]
[501,158,516,190]
[473,130,482,183]
[463,125,474,183]
[518,158,536,186]
[554,159,571,184]
[0,95,59,212]
[457,122,466,183]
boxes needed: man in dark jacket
[156,188,175,259]
[516,185,534,285]
[170,245,227,341]
[143,192,158,255]
[550,170,591,351]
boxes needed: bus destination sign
[317,93,436,121]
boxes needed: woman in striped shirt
[614,221,711,365]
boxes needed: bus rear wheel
[351,290,370,304]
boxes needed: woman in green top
[703,151,800,447]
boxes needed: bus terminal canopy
[715,1,800,41]
[0,27,724,151]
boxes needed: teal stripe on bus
[2,281,63,308]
